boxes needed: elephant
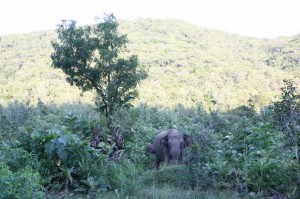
[146,129,193,168]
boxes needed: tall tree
[51,14,147,120]
[273,79,300,163]
[272,80,300,198]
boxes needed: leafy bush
[219,123,299,196]
[0,147,44,199]
[0,145,40,172]
[184,132,217,190]
[0,164,45,199]
[3,101,33,128]
[23,128,109,193]
[273,79,300,163]
[63,112,99,138]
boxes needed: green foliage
[106,160,143,196]
[51,14,147,118]
[0,105,12,137]
[2,19,300,198]
[272,79,300,197]
[1,98,299,197]
[218,123,299,196]
[243,125,295,193]
[63,112,99,138]
[143,165,189,187]
[0,145,40,172]
[3,100,33,128]
[103,185,239,199]
[266,36,300,75]
[110,104,210,169]
[184,132,217,190]
[0,164,45,199]
[1,19,300,113]
[24,128,109,192]
[0,147,44,199]
[273,79,300,163]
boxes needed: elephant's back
[153,130,169,145]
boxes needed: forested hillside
[1,19,300,111]
[1,19,300,198]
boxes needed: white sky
[0,0,299,38]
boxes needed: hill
[1,18,300,198]
[1,18,300,111]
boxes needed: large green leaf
[57,142,68,162]
[45,140,57,158]
[58,134,69,146]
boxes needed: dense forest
[1,18,300,198]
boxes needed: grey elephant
[146,129,193,168]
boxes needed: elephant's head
[160,130,193,164]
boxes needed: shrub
[0,164,45,199]
[3,101,33,128]
[219,123,299,196]
[183,129,217,190]
[0,145,40,172]
[63,112,99,138]
[24,128,109,193]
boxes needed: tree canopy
[51,14,147,118]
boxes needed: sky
[0,0,299,38]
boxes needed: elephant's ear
[160,136,168,148]
[184,134,193,147]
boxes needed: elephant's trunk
[170,158,179,165]
[169,143,181,165]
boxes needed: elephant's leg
[163,147,170,164]
[155,158,161,169]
